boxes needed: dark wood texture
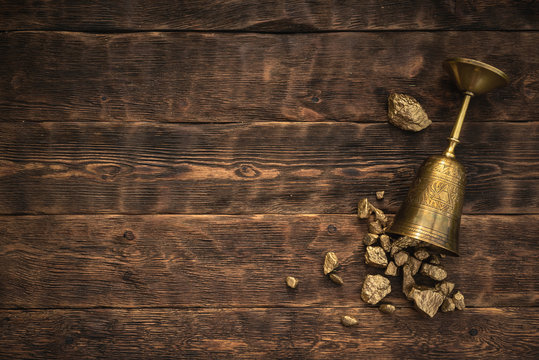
[1,1,538,358]
[0,308,537,359]
[1,0,537,31]
[0,121,536,215]
[0,214,537,308]
[1,31,536,124]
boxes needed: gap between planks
[0,120,536,126]
[1,305,535,311]
[3,29,539,35]
[0,213,538,218]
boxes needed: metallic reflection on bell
[388,58,509,256]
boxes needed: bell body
[388,155,466,256]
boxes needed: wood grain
[0,121,536,215]
[1,31,536,124]
[0,214,536,308]
[0,1,537,31]
[0,307,537,359]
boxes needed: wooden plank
[0,307,537,359]
[0,121,536,215]
[0,31,536,124]
[0,1,537,31]
[0,214,536,308]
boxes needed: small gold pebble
[329,273,344,285]
[441,298,456,312]
[380,234,391,252]
[376,191,385,200]
[285,276,299,289]
[384,261,398,276]
[371,206,388,227]
[357,198,372,219]
[453,291,465,310]
[323,251,339,275]
[341,315,358,327]
[414,248,430,261]
[379,304,396,314]
[368,220,384,235]
[363,233,378,246]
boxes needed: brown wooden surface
[1,0,537,31]
[0,121,537,215]
[1,1,538,359]
[0,308,537,359]
[1,31,536,124]
[0,214,537,309]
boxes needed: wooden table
[0,1,537,358]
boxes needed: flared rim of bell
[389,227,460,256]
[443,57,509,96]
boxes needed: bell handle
[444,91,474,158]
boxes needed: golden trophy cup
[388,58,509,256]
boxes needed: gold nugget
[329,273,344,285]
[453,291,465,310]
[361,274,391,305]
[365,246,388,268]
[385,261,398,276]
[380,234,391,252]
[285,276,298,289]
[388,93,431,132]
[323,252,339,275]
[379,304,396,314]
[341,315,358,327]
[357,198,372,219]
[368,220,384,235]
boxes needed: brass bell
[388,58,509,256]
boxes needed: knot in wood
[235,164,260,178]
[327,224,337,234]
[123,230,135,241]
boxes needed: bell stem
[444,91,474,158]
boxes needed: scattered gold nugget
[285,276,298,289]
[361,274,391,305]
[420,263,447,281]
[441,298,456,312]
[379,304,396,314]
[387,93,432,132]
[323,252,339,275]
[385,261,398,276]
[341,315,358,327]
[376,191,385,200]
[409,286,445,318]
[370,206,389,227]
[379,234,391,252]
[365,246,388,268]
[390,236,419,257]
[435,281,455,297]
[414,248,430,261]
[357,198,372,219]
[363,233,378,246]
[407,256,422,276]
[329,273,344,285]
[393,251,409,267]
[368,220,384,235]
[453,291,465,310]
[402,264,416,299]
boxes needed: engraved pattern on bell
[406,156,466,219]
